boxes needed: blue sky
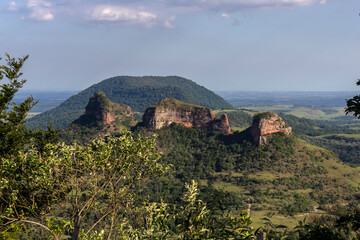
[0,0,359,91]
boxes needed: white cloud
[163,0,325,11]
[221,13,229,18]
[26,0,54,21]
[5,0,328,26]
[88,5,159,27]
[8,1,19,11]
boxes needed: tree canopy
[345,79,360,119]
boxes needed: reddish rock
[250,112,291,145]
[208,113,232,135]
[142,98,232,134]
[72,91,137,128]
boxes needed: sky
[0,0,359,92]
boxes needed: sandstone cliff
[72,91,137,129]
[208,113,232,135]
[142,98,232,134]
[250,112,292,145]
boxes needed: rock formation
[72,91,137,128]
[142,98,232,134]
[249,112,292,145]
[208,113,232,135]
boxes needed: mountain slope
[136,124,360,226]
[59,91,138,144]
[26,76,233,129]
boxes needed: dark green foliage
[215,110,253,129]
[346,79,360,119]
[279,113,360,165]
[304,135,360,166]
[254,111,276,120]
[199,186,246,212]
[58,91,138,144]
[153,98,207,111]
[0,53,59,157]
[26,76,233,129]
[293,207,360,240]
[84,91,110,112]
[0,53,61,237]
[2,53,359,238]
[278,113,322,136]
[279,113,360,137]
[282,193,313,216]
[57,123,104,145]
[0,53,34,157]
[128,124,356,216]
[33,123,59,153]
[71,113,106,128]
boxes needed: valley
[51,83,360,232]
[7,75,359,238]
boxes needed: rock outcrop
[142,98,232,134]
[72,91,137,128]
[208,113,232,135]
[250,112,292,145]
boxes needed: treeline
[278,113,360,165]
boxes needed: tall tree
[0,52,33,157]
[0,52,58,157]
[345,79,360,119]
[0,53,60,238]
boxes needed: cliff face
[72,91,137,128]
[250,112,292,145]
[208,113,232,135]
[142,98,231,134]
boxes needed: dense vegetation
[276,113,360,165]
[213,108,360,166]
[3,53,360,239]
[215,110,253,130]
[152,98,208,111]
[135,125,359,214]
[346,79,360,119]
[26,76,233,129]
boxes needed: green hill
[59,92,138,144]
[53,90,360,227]
[26,76,233,129]
[134,124,360,227]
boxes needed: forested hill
[26,76,233,129]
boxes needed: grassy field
[249,210,306,229]
[240,105,348,121]
[26,112,41,119]
[207,138,360,228]
[327,133,360,139]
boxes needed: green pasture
[240,105,348,121]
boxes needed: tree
[0,132,168,239]
[119,180,256,240]
[0,52,33,157]
[0,52,58,156]
[62,133,167,240]
[345,79,360,119]
[0,52,60,238]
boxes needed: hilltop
[141,98,232,134]
[59,92,137,143]
[26,76,233,129]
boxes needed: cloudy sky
[0,0,359,91]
